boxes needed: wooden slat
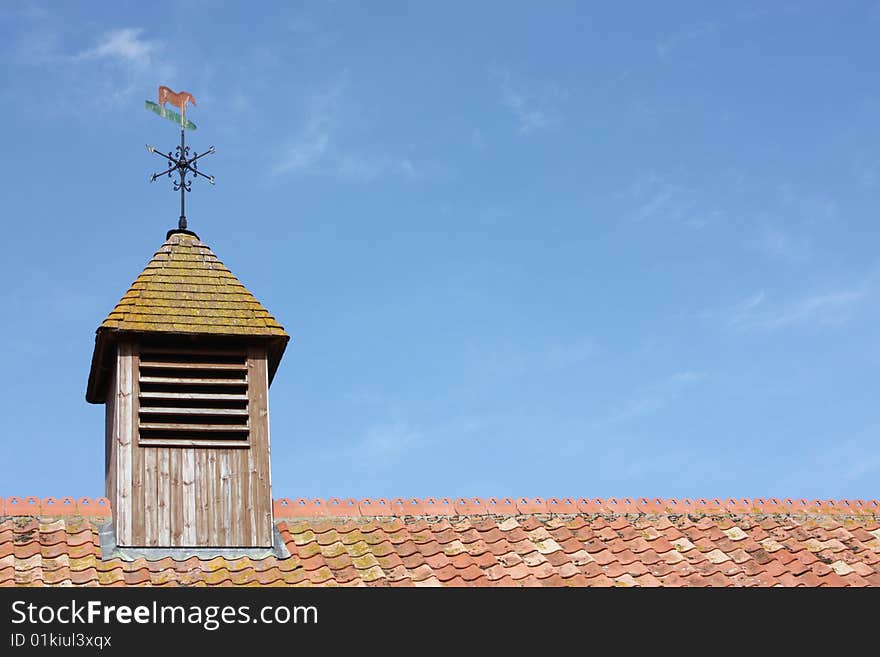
[181,449,196,545]
[139,391,248,401]
[117,343,134,546]
[219,451,233,545]
[139,346,245,357]
[169,450,183,546]
[247,350,260,546]
[207,451,219,546]
[139,423,248,431]
[139,407,248,416]
[104,358,118,538]
[195,450,208,547]
[238,448,252,546]
[158,449,171,545]
[138,438,250,448]
[139,361,247,371]
[248,344,272,546]
[139,376,246,385]
[143,448,158,546]
[129,350,143,546]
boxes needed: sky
[1,1,879,502]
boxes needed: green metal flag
[146,100,197,130]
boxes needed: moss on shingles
[98,232,287,338]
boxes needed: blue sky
[1,2,879,501]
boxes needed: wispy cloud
[353,420,424,469]
[16,22,175,110]
[273,78,335,175]
[546,336,595,367]
[775,184,837,225]
[471,128,486,151]
[629,172,720,229]
[657,22,719,58]
[572,371,708,444]
[273,73,416,181]
[73,28,158,68]
[853,153,880,188]
[301,417,427,478]
[746,225,811,263]
[608,371,707,424]
[467,334,596,384]
[495,71,562,135]
[656,8,792,58]
[845,455,880,482]
[729,287,866,331]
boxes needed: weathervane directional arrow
[145,85,215,232]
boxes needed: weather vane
[145,85,215,232]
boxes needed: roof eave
[85,329,111,404]
[85,327,290,404]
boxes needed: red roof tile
[1,496,879,587]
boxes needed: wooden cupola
[86,230,289,549]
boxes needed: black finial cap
[166,228,200,240]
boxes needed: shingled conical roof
[100,231,287,336]
[86,230,289,402]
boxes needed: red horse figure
[158,85,197,116]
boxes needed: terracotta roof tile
[3,497,880,586]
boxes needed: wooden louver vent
[137,347,249,448]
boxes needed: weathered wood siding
[104,357,118,527]
[105,342,274,547]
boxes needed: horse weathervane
[145,85,215,232]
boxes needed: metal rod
[146,145,175,164]
[189,146,215,163]
[179,129,186,230]
[150,166,176,181]
[186,167,215,184]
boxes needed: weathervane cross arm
[149,165,176,182]
[187,168,216,185]
[145,144,176,164]
[188,146,216,164]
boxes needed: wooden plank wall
[109,342,135,546]
[104,357,118,528]
[247,344,273,546]
[107,342,273,548]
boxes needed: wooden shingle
[99,232,287,338]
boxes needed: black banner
[0,587,867,652]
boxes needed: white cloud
[471,128,486,151]
[845,455,880,482]
[579,371,708,435]
[547,337,595,367]
[75,28,158,68]
[635,187,680,222]
[17,23,176,112]
[496,71,561,135]
[273,74,416,181]
[856,157,880,188]
[328,420,425,472]
[629,172,719,229]
[747,226,811,263]
[610,371,707,423]
[657,22,719,58]
[656,8,789,58]
[360,421,421,456]
[729,287,866,331]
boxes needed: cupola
[86,229,289,549]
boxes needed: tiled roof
[3,496,880,587]
[99,231,287,338]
